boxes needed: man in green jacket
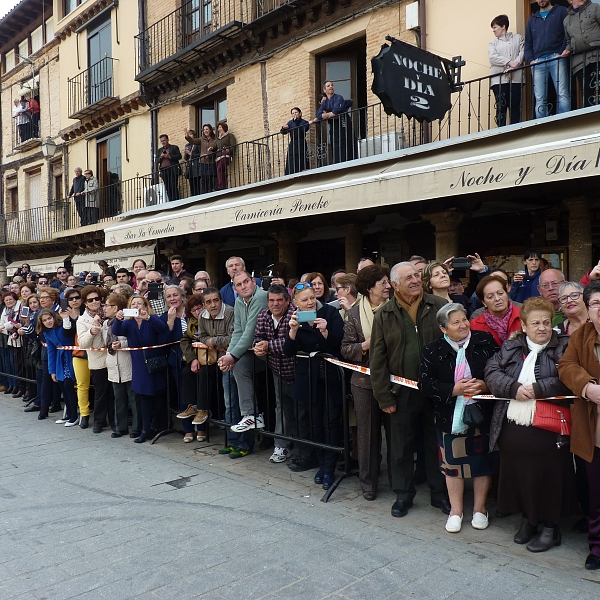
[218,271,268,442]
[370,261,450,518]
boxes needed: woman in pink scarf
[470,275,521,345]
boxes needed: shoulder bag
[142,349,168,374]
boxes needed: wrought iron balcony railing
[68,57,117,119]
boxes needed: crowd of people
[5,248,600,571]
[489,2,600,127]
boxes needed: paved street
[1,397,600,600]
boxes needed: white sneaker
[471,512,489,530]
[445,514,463,533]
[65,418,80,427]
[230,414,265,432]
[55,417,69,424]
[269,447,290,463]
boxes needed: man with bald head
[538,268,565,325]
[370,261,450,518]
[195,270,212,286]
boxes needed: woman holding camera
[284,282,344,490]
[113,296,169,443]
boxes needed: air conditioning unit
[358,133,404,158]
[143,183,169,206]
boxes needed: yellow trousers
[72,356,90,416]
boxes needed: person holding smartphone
[283,282,345,490]
[510,249,542,303]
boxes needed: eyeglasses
[39,296,51,300]
[558,291,583,305]
[68,296,81,301]
[335,286,348,292]
[589,301,600,309]
[191,305,203,312]
[104,304,116,307]
[57,271,67,275]
[294,282,313,291]
[374,280,391,286]
[86,297,100,303]
[539,280,564,290]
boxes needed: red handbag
[532,401,571,435]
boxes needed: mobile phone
[297,309,317,323]
[60,298,69,311]
[89,272,99,283]
[451,257,471,270]
[20,307,29,318]
[147,282,162,300]
[123,308,139,317]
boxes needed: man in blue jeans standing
[525,0,570,118]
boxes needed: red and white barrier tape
[322,356,576,402]
[55,341,179,352]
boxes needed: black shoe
[48,405,62,413]
[3,387,13,395]
[514,519,538,544]
[526,526,561,552]
[391,499,413,518]
[573,517,589,533]
[24,405,40,413]
[134,432,148,444]
[495,510,512,519]
[322,473,334,490]
[111,432,123,438]
[431,497,452,515]
[288,457,319,472]
[130,431,141,438]
[93,426,102,434]
[585,554,600,570]
[80,416,89,429]
[38,413,47,420]
[314,469,324,485]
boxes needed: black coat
[283,302,344,403]
[419,330,499,432]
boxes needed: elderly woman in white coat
[103,292,142,438]
[489,14,524,127]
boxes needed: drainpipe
[418,0,426,50]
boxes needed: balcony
[68,57,117,120]
[12,116,41,152]
[3,55,600,246]
[135,0,298,83]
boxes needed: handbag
[142,349,168,374]
[25,340,42,368]
[532,401,571,435]
[72,332,86,359]
[196,346,217,366]
[462,402,486,428]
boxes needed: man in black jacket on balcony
[154,134,182,202]
[68,167,86,227]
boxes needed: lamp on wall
[41,137,57,157]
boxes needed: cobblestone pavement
[2,397,600,599]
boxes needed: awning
[104,108,600,248]
[71,244,156,274]
[7,255,70,277]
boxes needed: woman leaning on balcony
[209,122,236,191]
[563,0,600,108]
[488,14,524,127]
[184,124,217,196]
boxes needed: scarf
[394,289,423,325]
[445,333,473,434]
[483,302,514,343]
[358,294,387,341]
[506,337,549,426]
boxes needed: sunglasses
[86,297,100,303]
[68,296,81,301]
[294,282,313,291]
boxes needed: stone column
[421,210,465,261]
[565,197,592,281]
[204,243,221,288]
[271,230,302,279]
[341,224,364,273]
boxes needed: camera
[256,262,287,291]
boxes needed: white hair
[390,261,417,284]
[225,256,245,269]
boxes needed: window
[45,17,54,43]
[198,94,227,129]
[5,50,15,73]
[97,131,121,218]
[18,39,29,62]
[51,163,63,203]
[31,26,43,54]
[64,0,83,17]
[5,177,18,214]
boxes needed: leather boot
[526,526,561,553]
[514,519,538,544]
